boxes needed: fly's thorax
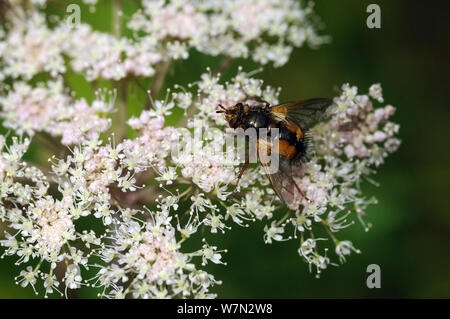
[242,108,271,131]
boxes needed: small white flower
[201,243,225,266]
[17,266,38,291]
[156,167,178,185]
[263,221,285,244]
[369,83,384,103]
[335,240,361,263]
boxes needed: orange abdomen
[278,140,299,160]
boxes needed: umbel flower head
[0,1,400,298]
[0,0,326,81]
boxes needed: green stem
[178,185,193,200]
[276,211,291,226]
[123,276,139,297]
[117,79,128,141]
[146,60,171,109]
[321,221,338,244]
[33,132,61,155]
[213,56,233,76]
[113,0,122,37]
[33,258,44,272]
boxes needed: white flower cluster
[7,0,97,5]
[0,10,159,81]
[0,80,112,144]
[129,0,327,66]
[0,0,325,82]
[0,123,222,298]
[93,215,222,299]
[0,68,400,297]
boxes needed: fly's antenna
[216,104,227,113]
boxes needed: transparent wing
[257,140,304,208]
[270,98,334,130]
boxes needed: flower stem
[123,276,139,296]
[321,221,338,244]
[33,132,62,155]
[117,79,128,141]
[146,60,171,109]
[276,211,291,226]
[113,0,122,37]
[178,186,193,200]
[213,56,233,76]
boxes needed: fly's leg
[243,94,271,109]
[292,177,311,202]
[227,160,249,202]
[235,160,249,190]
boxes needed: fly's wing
[270,98,334,130]
[257,139,304,209]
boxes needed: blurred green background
[1,0,449,298]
